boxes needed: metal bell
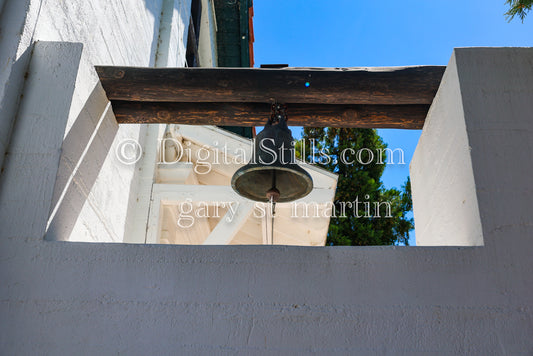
[231,104,313,203]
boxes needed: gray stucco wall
[3,242,532,355]
[0,46,532,355]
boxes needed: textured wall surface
[411,51,484,246]
[28,0,190,242]
[0,46,532,355]
[2,242,532,355]
[455,48,533,250]
[33,0,164,66]
[34,0,162,243]
[0,0,43,172]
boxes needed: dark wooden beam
[96,66,445,105]
[110,101,429,129]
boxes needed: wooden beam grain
[96,66,445,105]
[110,101,429,129]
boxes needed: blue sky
[252,0,533,244]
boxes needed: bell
[231,104,313,203]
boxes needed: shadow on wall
[0,40,34,178]
[45,83,118,241]
[144,0,191,67]
[45,0,193,241]
[143,0,164,66]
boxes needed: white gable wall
[29,0,191,242]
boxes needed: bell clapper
[265,171,280,245]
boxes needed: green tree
[505,0,532,22]
[296,128,413,246]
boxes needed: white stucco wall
[0,0,43,172]
[1,45,532,354]
[16,0,191,242]
[454,48,533,250]
[411,48,533,248]
[411,52,484,246]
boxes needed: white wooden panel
[203,202,254,245]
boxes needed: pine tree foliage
[296,128,414,246]
[505,0,532,22]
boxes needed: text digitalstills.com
[116,137,406,173]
